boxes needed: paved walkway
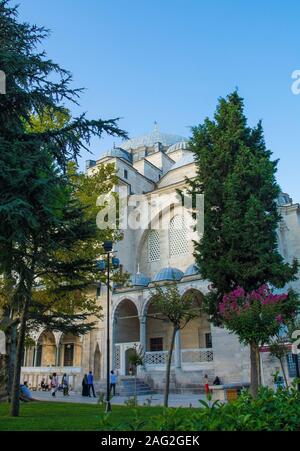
[33,391,206,407]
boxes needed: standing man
[110,370,117,396]
[87,370,96,398]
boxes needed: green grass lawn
[0,402,167,431]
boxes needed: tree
[219,285,299,396]
[268,318,300,388]
[189,91,299,396]
[0,1,127,415]
[127,344,144,405]
[150,283,202,407]
[268,340,290,388]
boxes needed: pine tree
[0,1,127,415]
[189,91,298,395]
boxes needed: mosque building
[21,124,300,393]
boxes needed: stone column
[139,316,147,353]
[23,347,27,367]
[175,330,181,369]
[55,346,60,367]
[139,316,147,374]
[33,345,38,367]
[112,318,117,371]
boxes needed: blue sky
[17,0,300,200]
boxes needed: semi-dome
[101,147,132,163]
[170,152,194,170]
[130,272,151,287]
[167,141,189,154]
[121,123,187,150]
[183,264,199,277]
[152,267,184,282]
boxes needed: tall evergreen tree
[189,91,298,393]
[0,0,127,415]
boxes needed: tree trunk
[0,355,9,402]
[279,357,289,389]
[10,297,29,417]
[250,342,260,398]
[164,326,177,408]
[0,320,17,402]
[7,323,17,398]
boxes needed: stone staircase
[94,376,155,397]
[119,377,155,396]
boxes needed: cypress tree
[189,92,298,394]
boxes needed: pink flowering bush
[219,284,298,346]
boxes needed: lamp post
[292,331,300,392]
[98,241,120,412]
[292,352,300,392]
[103,240,113,413]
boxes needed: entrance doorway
[125,347,137,375]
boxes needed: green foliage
[127,344,144,368]
[150,283,203,330]
[189,91,298,323]
[0,0,127,414]
[1,393,300,431]
[116,387,300,431]
[124,396,138,407]
[219,286,299,347]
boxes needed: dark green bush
[102,385,300,431]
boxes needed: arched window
[169,215,189,257]
[148,230,160,262]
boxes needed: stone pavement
[33,390,207,408]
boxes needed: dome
[152,267,184,282]
[130,272,151,287]
[101,147,132,163]
[170,152,194,170]
[121,123,187,150]
[277,193,292,206]
[167,141,189,154]
[183,264,199,277]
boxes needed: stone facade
[21,126,300,392]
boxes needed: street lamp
[292,331,300,392]
[98,240,120,412]
[292,352,300,392]
[103,240,113,412]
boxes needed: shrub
[106,386,300,431]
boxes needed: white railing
[181,348,213,363]
[20,366,82,390]
[21,366,82,374]
[144,348,213,368]
[144,351,172,366]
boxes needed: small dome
[170,152,194,170]
[101,147,132,163]
[130,272,151,287]
[152,267,184,282]
[121,123,187,150]
[184,264,199,277]
[167,141,189,154]
[277,193,292,206]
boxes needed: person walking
[62,373,69,396]
[82,374,89,397]
[110,370,117,397]
[51,372,59,397]
[87,370,96,398]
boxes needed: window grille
[169,215,189,257]
[148,230,160,262]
